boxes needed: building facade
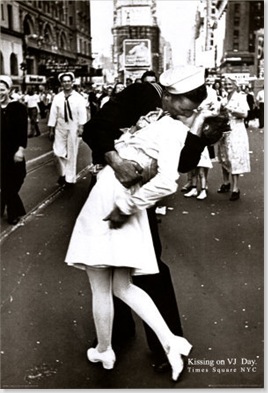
[111,0,162,82]
[0,0,94,90]
[220,0,264,81]
[0,1,24,87]
[194,0,264,86]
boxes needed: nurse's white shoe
[87,347,116,370]
[165,336,192,381]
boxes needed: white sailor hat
[0,75,13,89]
[160,65,205,94]
[58,72,75,82]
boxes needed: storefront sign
[39,64,89,76]
[25,75,46,84]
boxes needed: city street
[0,119,264,389]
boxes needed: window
[10,53,18,75]
[256,2,262,11]
[234,4,240,14]
[234,16,240,26]
[0,52,4,74]
[233,29,239,39]
[23,17,32,35]
[44,2,50,14]
[1,4,4,20]
[233,42,239,50]
[59,33,67,50]
[7,4,13,30]
[233,29,239,51]
[248,32,254,52]
[55,5,58,18]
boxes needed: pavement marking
[27,151,54,165]
[0,165,93,245]
[26,151,54,173]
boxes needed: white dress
[65,115,188,275]
[218,92,251,174]
[197,146,212,168]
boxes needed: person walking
[87,83,99,118]
[65,66,211,380]
[256,86,264,129]
[23,87,41,137]
[0,75,28,225]
[48,72,87,186]
[217,77,251,201]
[244,86,256,128]
[39,88,53,120]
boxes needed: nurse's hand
[103,207,129,229]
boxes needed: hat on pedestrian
[58,72,75,83]
[160,66,205,95]
[0,75,13,89]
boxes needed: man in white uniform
[48,72,87,186]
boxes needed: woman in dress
[183,146,212,200]
[0,75,28,225]
[217,77,251,201]
[65,66,210,381]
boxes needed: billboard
[123,39,151,67]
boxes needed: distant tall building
[194,0,264,83]
[220,0,264,78]
[112,0,161,82]
[194,0,220,68]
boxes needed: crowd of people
[180,76,263,201]
[0,65,262,382]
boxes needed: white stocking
[113,267,174,352]
[86,267,114,352]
